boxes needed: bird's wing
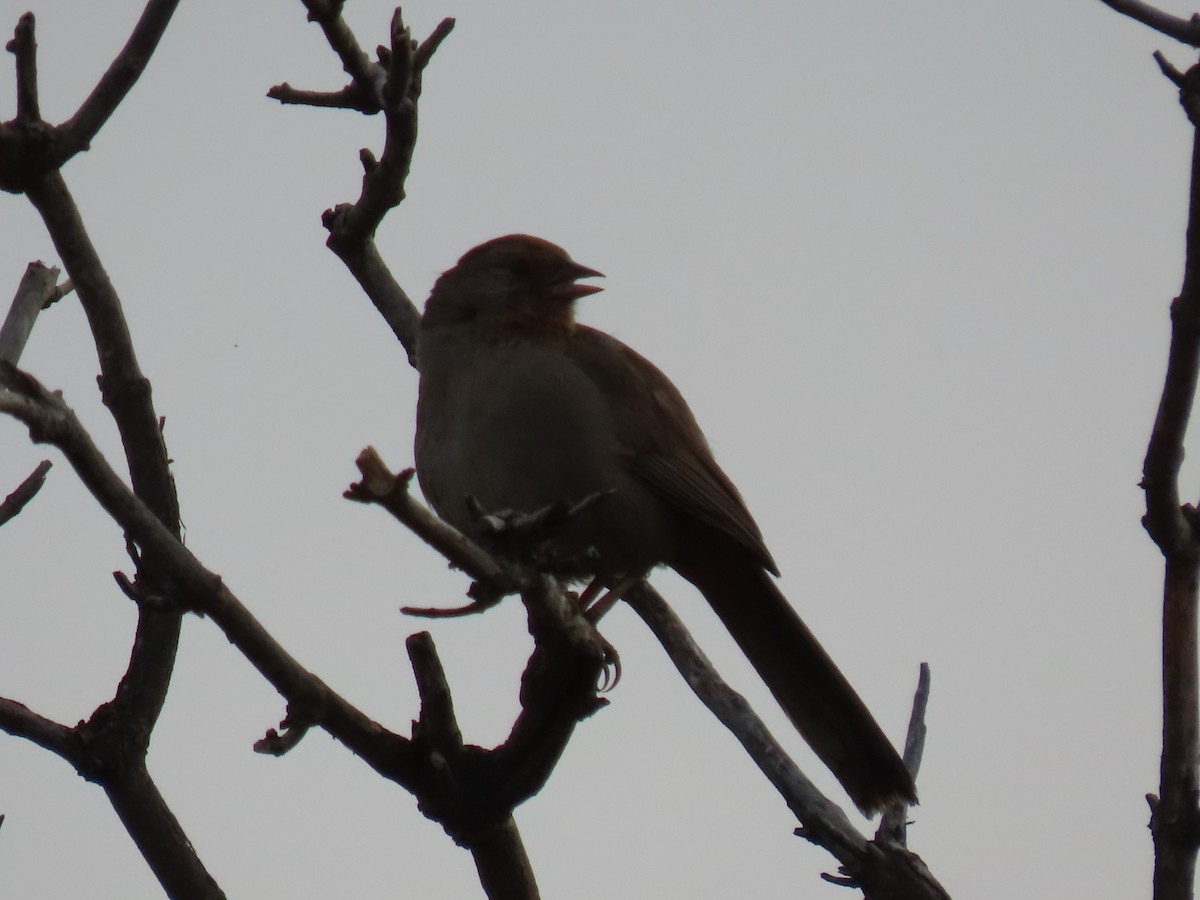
[566,326,779,575]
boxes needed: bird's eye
[508,260,533,279]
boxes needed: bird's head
[423,234,604,333]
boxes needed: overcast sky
[1,1,1196,897]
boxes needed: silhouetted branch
[267,83,378,111]
[1,360,608,900]
[56,0,182,161]
[274,5,454,363]
[0,4,182,188]
[345,447,519,600]
[0,458,51,527]
[470,819,539,900]
[1121,51,1200,900]
[0,361,411,771]
[409,633,540,898]
[7,13,38,124]
[0,697,74,758]
[1100,0,1200,46]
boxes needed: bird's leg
[580,574,643,692]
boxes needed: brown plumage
[414,234,916,814]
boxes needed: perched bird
[414,234,916,813]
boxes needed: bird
[413,234,917,814]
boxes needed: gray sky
[0,0,1192,896]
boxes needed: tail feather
[672,545,917,814]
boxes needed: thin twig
[1156,51,1187,87]
[877,663,931,846]
[0,458,51,527]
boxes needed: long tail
[672,546,917,814]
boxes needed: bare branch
[323,230,418,363]
[470,819,539,900]
[253,710,313,756]
[101,762,227,900]
[0,261,63,365]
[275,7,454,362]
[409,632,464,754]
[0,364,413,777]
[1099,0,1200,46]
[1156,51,1188,87]
[0,458,51,527]
[6,13,40,124]
[622,583,865,855]
[414,17,457,71]
[265,83,377,112]
[1116,42,1200,900]
[0,697,74,759]
[623,583,948,899]
[346,446,521,600]
[877,663,932,846]
[55,0,184,162]
[298,0,382,99]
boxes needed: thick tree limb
[1099,1,1200,47]
[103,764,226,900]
[470,819,539,900]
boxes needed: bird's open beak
[553,261,605,301]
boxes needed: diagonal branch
[55,0,183,163]
[0,260,69,365]
[345,447,520,601]
[299,0,381,97]
[0,363,412,778]
[0,458,51,527]
[1099,0,1200,46]
[623,584,948,899]
[0,697,75,759]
